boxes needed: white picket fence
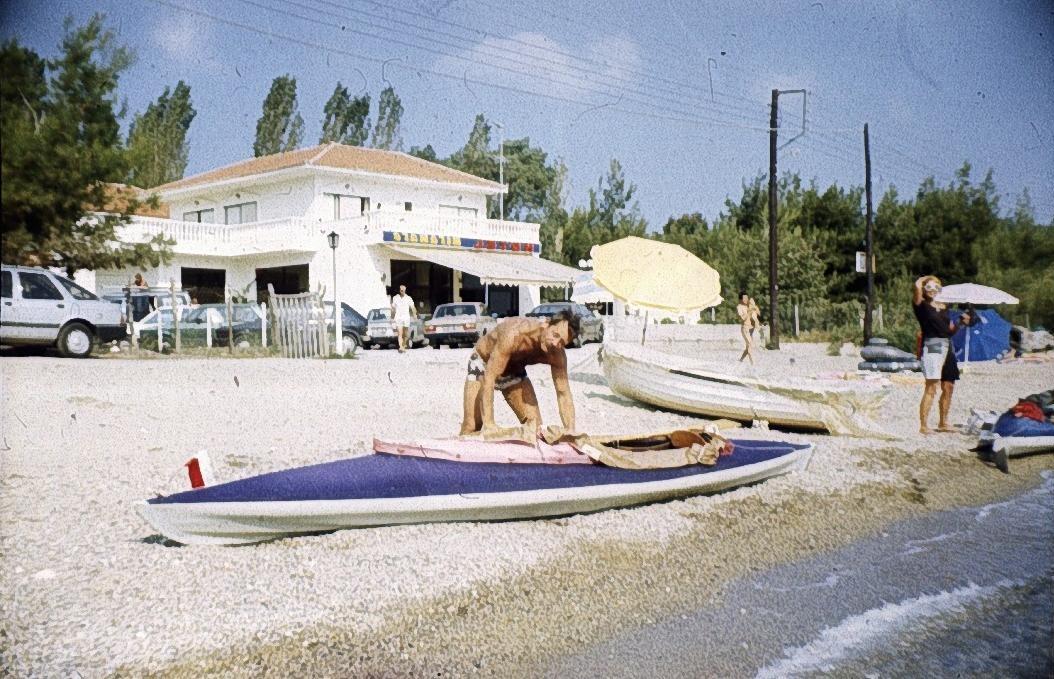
[267,284,330,358]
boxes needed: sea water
[547,471,1054,678]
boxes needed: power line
[277,0,772,126]
[226,0,783,133]
[147,0,781,136]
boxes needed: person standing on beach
[390,285,417,353]
[913,275,971,434]
[460,309,580,437]
[737,292,761,364]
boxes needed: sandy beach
[1,336,1052,677]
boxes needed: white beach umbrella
[935,283,1019,305]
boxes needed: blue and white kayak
[135,439,812,546]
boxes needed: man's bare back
[460,311,580,436]
[473,317,557,374]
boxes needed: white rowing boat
[992,436,1054,457]
[601,342,891,436]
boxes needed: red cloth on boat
[1011,400,1046,422]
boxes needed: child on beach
[737,292,761,365]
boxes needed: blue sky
[3,0,1052,228]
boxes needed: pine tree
[253,74,304,156]
[370,86,403,150]
[319,83,370,146]
[126,80,196,187]
[0,15,172,275]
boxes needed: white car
[1,264,126,357]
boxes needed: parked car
[525,302,604,347]
[424,302,498,348]
[1,264,126,357]
[321,302,368,351]
[211,304,270,347]
[101,286,191,323]
[363,308,427,349]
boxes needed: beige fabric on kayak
[379,425,734,470]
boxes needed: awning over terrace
[385,244,582,288]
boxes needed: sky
[3,0,1053,229]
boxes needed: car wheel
[342,334,360,354]
[57,322,95,358]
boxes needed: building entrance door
[181,267,226,303]
[256,265,309,306]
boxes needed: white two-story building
[93,142,579,317]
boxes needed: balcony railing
[117,210,541,257]
[363,211,540,245]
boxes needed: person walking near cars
[390,285,417,353]
[737,292,761,364]
[913,275,972,434]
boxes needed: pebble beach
[1,334,1052,677]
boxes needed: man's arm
[410,298,418,318]
[479,333,514,429]
[550,351,576,431]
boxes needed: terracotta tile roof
[152,143,504,193]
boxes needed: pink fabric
[373,436,595,465]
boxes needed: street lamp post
[327,230,341,354]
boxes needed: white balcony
[119,211,541,258]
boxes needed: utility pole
[768,89,780,349]
[495,121,505,221]
[766,88,806,351]
[863,123,874,344]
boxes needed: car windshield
[368,308,391,321]
[54,275,98,301]
[183,305,224,322]
[323,302,366,325]
[435,304,477,318]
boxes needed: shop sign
[384,231,539,253]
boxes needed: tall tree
[370,85,403,150]
[319,83,370,146]
[447,114,495,179]
[1,16,171,275]
[253,74,304,156]
[408,144,438,162]
[539,159,569,263]
[126,80,196,187]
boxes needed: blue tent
[949,309,1012,362]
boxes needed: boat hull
[135,440,812,545]
[992,436,1054,457]
[602,345,828,430]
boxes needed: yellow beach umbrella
[590,236,722,313]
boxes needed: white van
[1,264,126,357]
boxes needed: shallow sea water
[547,470,1054,678]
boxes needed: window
[182,208,215,223]
[1,271,11,298]
[19,272,64,300]
[404,201,412,212]
[55,275,98,300]
[327,194,369,220]
[224,201,257,225]
[439,205,478,221]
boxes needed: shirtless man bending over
[460,309,580,436]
